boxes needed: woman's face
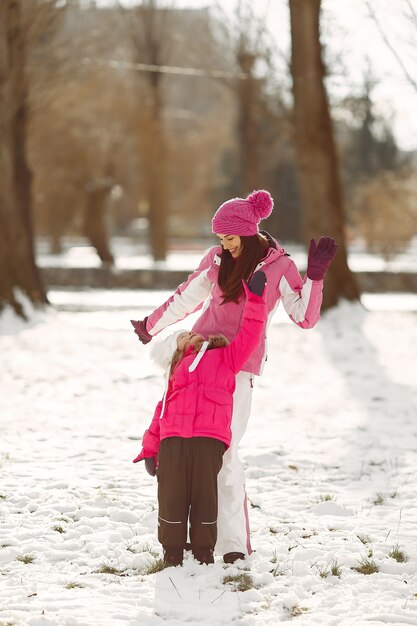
[217,234,243,258]
[177,331,205,352]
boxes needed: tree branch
[365,0,417,92]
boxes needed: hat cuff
[211,217,259,236]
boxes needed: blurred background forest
[1,0,417,315]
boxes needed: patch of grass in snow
[143,559,171,574]
[127,542,158,558]
[0,622,15,626]
[270,552,286,576]
[357,534,372,546]
[319,560,342,578]
[317,494,334,502]
[1,544,11,549]
[0,494,6,500]
[388,544,408,563]
[52,525,65,534]
[372,489,399,506]
[290,604,309,618]
[16,554,35,564]
[369,459,385,467]
[357,536,374,557]
[331,560,342,577]
[66,582,85,589]
[372,492,385,505]
[352,557,379,575]
[301,530,317,539]
[223,573,254,592]
[94,564,125,576]
[270,563,279,576]
[269,527,278,535]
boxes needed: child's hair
[169,334,230,377]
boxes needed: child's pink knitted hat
[211,189,274,236]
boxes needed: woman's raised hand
[306,237,338,281]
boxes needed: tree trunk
[237,50,261,193]
[0,0,47,318]
[84,182,115,265]
[289,0,360,308]
[124,1,170,262]
[142,80,168,261]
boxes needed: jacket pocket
[203,388,232,426]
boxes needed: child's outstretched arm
[132,400,162,475]
[223,271,267,374]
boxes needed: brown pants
[157,437,225,550]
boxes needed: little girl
[133,272,267,567]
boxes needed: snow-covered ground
[1,284,417,625]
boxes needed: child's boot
[163,546,183,567]
[223,552,245,564]
[192,547,214,565]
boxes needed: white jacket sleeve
[146,247,216,336]
[278,257,323,328]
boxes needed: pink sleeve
[223,284,267,374]
[141,400,162,455]
[278,258,323,328]
[146,248,217,336]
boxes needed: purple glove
[130,317,152,344]
[307,237,338,281]
[245,270,267,297]
[144,457,157,476]
[133,448,158,476]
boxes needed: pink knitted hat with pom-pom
[211,189,274,236]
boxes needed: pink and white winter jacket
[146,234,323,375]
[137,287,267,455]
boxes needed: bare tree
[0,0,47,317]
[289,0,360,308]
[209,1,275,195]
[365,0,417,93]
[352,168,417,260]
[29,2,134,263]
[118,0,176,261]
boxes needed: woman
[131,189,337,564]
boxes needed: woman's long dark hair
[218,234,269,304]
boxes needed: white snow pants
[215,371,254,556]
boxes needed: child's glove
[133,448,158,476]
[130,317,152,344]
[245,270,267,297]
[306,237,338,281]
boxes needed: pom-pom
[246,189,273,219]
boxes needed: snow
[1,285,417,625]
